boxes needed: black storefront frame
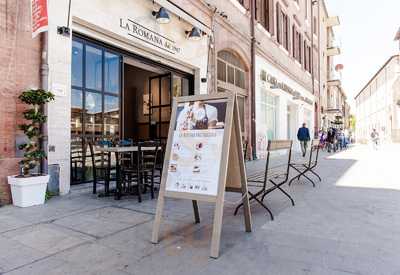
[71,33,194,184]
[71,37,123,140]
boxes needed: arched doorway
[216,50,248,138]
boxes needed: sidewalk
[0,145,400,275]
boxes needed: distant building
[319,2,349,131]
[355,55,400,143]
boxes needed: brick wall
[0,0,41,204]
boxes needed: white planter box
[7,175,49,207]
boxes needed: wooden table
[96,146,161,199]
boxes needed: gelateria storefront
[46,0,210,191]
[255,56,314,157]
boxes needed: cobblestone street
[0,144,399,275]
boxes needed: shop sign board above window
[120,18,181,55]
[265,73,313,105]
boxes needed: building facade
[355,55,400,143]
[318,1,345,131]
[207,0,253,155]
[0,0,42,204]
[252,0,320,155]
[0,0,345,201]
[46,0,217,194]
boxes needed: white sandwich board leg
[241,182,252,232]
[151,192,165,244]
[210,193,225,258]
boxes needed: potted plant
[7,88,55,207]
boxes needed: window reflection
[71,39,122,184]
[85,92,102,136]
[217,50,247,90]
[105,52,120,94]
[172,76,182,97]
[86,46,102,91]
[217,60,226,82]
[161,77,170,105]
[72,41,83,87]
[104,95,119,136]
[71,89,83,135]
[182,78,189,96]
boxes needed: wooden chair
[70,139,84,184]
[88,140,115,194]
[289,139,321,187]
[235,140,293,220]
[118,141,159,202]
[119,147,142,202]
[139,141,160,200]
[153,142,165,186]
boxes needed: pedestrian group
[296,123,353,156]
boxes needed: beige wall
[355,55,400,143]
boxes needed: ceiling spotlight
[152,7,170,24]
[185,27,203,41]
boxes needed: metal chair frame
[289,139,321,187]
[235,140,293,220]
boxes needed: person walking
[371,129,380,150]
[337,129,344,151]
[343,128,349,149]
[297,123,311,157]
[326,128,335,153]
[319,130,326,151]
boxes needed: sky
[325,0,400,111]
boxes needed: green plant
[18,89,55,176]
[45,190,55,201]
[349,115,356,131]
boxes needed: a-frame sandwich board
[151,92,252,258]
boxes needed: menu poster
[165,100,227,196]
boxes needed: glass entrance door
[148,73,192,142]
[149,73,171,141]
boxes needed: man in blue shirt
[297,123,311,157]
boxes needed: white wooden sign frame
[151,92,252,258]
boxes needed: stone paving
[0,144,400,275]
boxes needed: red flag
[31,0,48,38]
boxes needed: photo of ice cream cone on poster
[165,100,227,196]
